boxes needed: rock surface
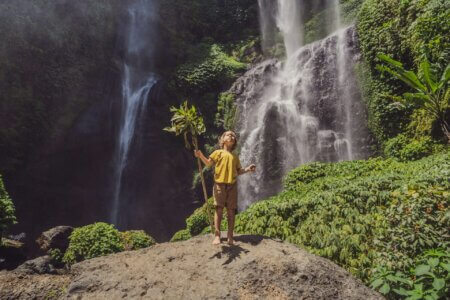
[36,226,73,253]
[14,255,60,275]
[0,234,383,299]
[0,272,71,300]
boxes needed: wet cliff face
[231,26,374,208]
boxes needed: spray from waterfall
[111,0,158,226]
[237,0,367,209]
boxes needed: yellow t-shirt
[209,149,242,184]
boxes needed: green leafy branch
[164,101,214,233]
[376,54,450,142]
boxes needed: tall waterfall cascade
[111,0,158,226]
[235,0,370,209]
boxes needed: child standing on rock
[194,131,256,245]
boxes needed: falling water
[111,0,158,226]
[235,0,369,209]
[333,0,354,161]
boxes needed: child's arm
[194,150,214,167]
[238,164,256,175]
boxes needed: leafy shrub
[384,134,434,161]
[383,134,410,160]
[374,183,449,271]
[121,230,155,251]
[63,222,124,265]
[185,197,216,235]
[173,43,246,95]
[170,229,192,242]
[48,248,64,266]
[400,137,433,161]
[283,162,327,191]
[175,196,230,238]
[0,174,16,242]
[371,248,449,299]
[186,209,209,236]
[232,151,449,282]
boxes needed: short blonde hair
[219,131,237,151]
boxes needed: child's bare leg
[213,207,223,245]
[227,207,235,245]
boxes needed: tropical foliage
[357,0,449,144]
[164,101,206,150]
[371,248,449,299]
[377,54,449,141]
[164,101,214,233]
[0,174,16,243]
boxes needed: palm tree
[376,54,449,142]
[164,101,214,233]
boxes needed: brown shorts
[213,182,237,210]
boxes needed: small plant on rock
[121,230,155,251]
[63,222,124,265]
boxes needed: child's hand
[247,164,256,172]
[194,150,202,158]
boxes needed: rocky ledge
[0,234,382,299]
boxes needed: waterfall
[111,0,158,226]
[235,0,369,209]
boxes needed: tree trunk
[192,136,215,234]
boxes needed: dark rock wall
[1,0,201,250]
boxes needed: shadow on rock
[210,244,250,265]
[233,234,266,245]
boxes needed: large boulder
[36,226,73,253]
[64,234,382,299]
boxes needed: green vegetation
[171,197,229,242]
[371,248,449,299]
[48,248,64,266]
[121,230,156,251]
[63,222,155,265]
[383,134,435,161]
[172,43,246,96]
[304,0,365,44]
[63,222,124,265]
[164,101,214,233]
[215,92,237,131]
[0,174,16,243]
[170,229,192,242]
[377,54,449,141]
[179,151,449,285]
[356,0,449,145]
